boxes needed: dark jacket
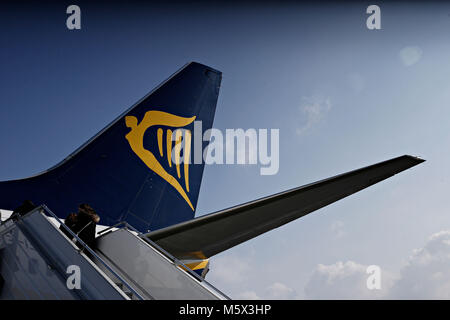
[11,200,36,220]
[0,272,4,291]
[74,209,100,248]
[59,213,78,240]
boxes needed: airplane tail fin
[0,62,222,232]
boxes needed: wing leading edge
[146,155,424,260]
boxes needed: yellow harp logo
[125,110,196,211]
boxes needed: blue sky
[1,1,450,298]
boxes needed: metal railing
[97,219,230,299]
[96,221,138,236]
[137,233,230,300]
[38,205,145,300]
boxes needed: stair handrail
[39,205,145,300]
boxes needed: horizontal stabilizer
[146,155,424,259]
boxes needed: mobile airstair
[0,205,228,300]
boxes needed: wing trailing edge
[146,155,425,259]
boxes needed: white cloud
[296,96,331,135]
[304,261,393,299]
[208,254,300,299]
[235,291,261,300]
[264,282,298,299]
[399,46,423,66]
[210,255,252,285]
[389,230,450,299]
[304,230,450,299]
[236,282,298,300]
[209,231,450,300]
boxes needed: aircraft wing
[146,155,424,260]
